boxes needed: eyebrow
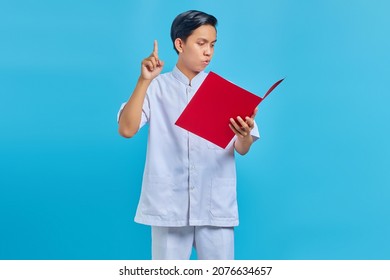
[197,37,217,43]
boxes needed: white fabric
[152,226,234,260]
[118,66,259,227]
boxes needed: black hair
[170,10,217,54]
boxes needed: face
[175,24,217,79]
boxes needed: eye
[197,41,205,46]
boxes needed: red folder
[175,72,284,149]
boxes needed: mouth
[202,60,210,65]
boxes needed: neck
[176,62,199,84]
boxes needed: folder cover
[175,71,283,149]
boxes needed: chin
[197,65,207,72]
[190,68,203,74]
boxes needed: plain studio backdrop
[1,0,389,259]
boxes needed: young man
[117,10,259,260]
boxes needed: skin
[118,24,257,155]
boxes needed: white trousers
[151,226,234,260]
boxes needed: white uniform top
[118,66,259,227]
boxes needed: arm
[118,40,164,138]
[229,107,258,155]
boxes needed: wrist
[138,76,153,85]
[237,134,253,144]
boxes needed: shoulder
[153,71,174,83]
[147,71,175,91]
[146,71,175,97]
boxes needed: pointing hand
[141,40,164,80]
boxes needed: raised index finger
[153,40,158,57]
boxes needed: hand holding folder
[175,72,284,148]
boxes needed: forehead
[188,25,217,40]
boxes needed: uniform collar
[172,66,205,87]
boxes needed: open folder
[175,72,284,149]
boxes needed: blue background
[1,0,389,259]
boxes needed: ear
[174,38,184,53]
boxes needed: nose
[204,45,212,56]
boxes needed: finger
[251,107,258,119]
[149,57,157,69]
[152,40,162,66]
[229,124,245,138]
[236,116,250,131]
[230,118,248,136]
[245,117,254,128]
[230,118,240,130]
[145,56,159,70]
[153,40,159,57]
[229,124,241,137]
[143,60,154,71]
